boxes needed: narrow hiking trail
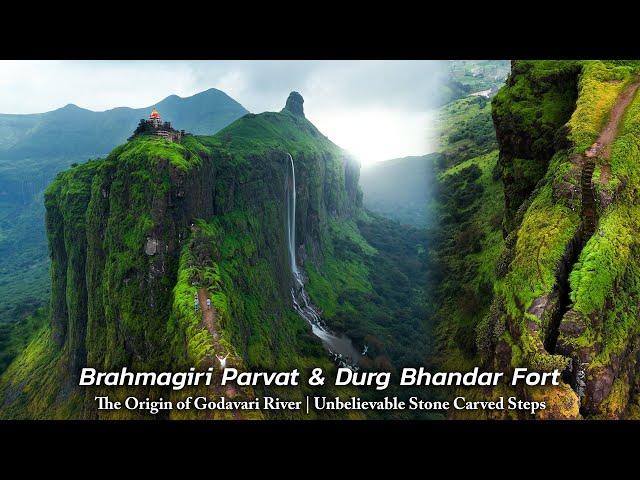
[198,288,219,343]
[591,81,640,160]
[582,80,640,236]
[546,80,640,358]
[197,288,241,418]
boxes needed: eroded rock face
[492,63,580,234]
[284,91,305,117]
[528,295,550,321]
[584,366,615,412]
[552,155,582,211]
[144,238,158,255]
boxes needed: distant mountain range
[0,87,248,324]
[0,88,248,201]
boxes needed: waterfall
[285,153,360,368]
[285,153,299,280]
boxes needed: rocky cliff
[487,60,640,418]
[0,93,362,419]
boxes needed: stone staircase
[581,156,597,237]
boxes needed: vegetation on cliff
[485,60,640,418]
[0,93,420,419]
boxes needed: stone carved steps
[581,157,597,237]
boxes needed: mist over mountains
[359,154,439,227]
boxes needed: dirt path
[588,81,640,159]
[197,288,241,407]
[600,163,611,184]
[580,80,640,235]
[196,287,221,368]
[198,288,218,341]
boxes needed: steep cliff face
[488,60,640,418]
[492,61,581,234]
[0,94,362,418]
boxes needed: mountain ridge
[0,86,250,326]
[0,87,249,159]
[0,87,244,117]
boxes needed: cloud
[0,60,447,163]
[191,60,448,113]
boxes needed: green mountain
[0,93,430,419]
[0,88,248,325]
[0,88,248,184]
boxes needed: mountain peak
[284,91,304,117]
[61,103,82,111]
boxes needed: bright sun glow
[308,107,438,166]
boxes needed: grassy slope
[200,111,342,161]
[0,307,47,374]
[438,96,498,167]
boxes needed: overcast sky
[0,60,447,164]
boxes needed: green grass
[569,60,640,152]
[200,110,341,164]
[0,322,82,419]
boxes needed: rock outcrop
[284,91,305,117]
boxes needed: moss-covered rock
[492,60,581,234]
[491,60,640,418]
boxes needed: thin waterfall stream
[285,153,361,368]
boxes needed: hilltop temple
[130,108,184,143]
